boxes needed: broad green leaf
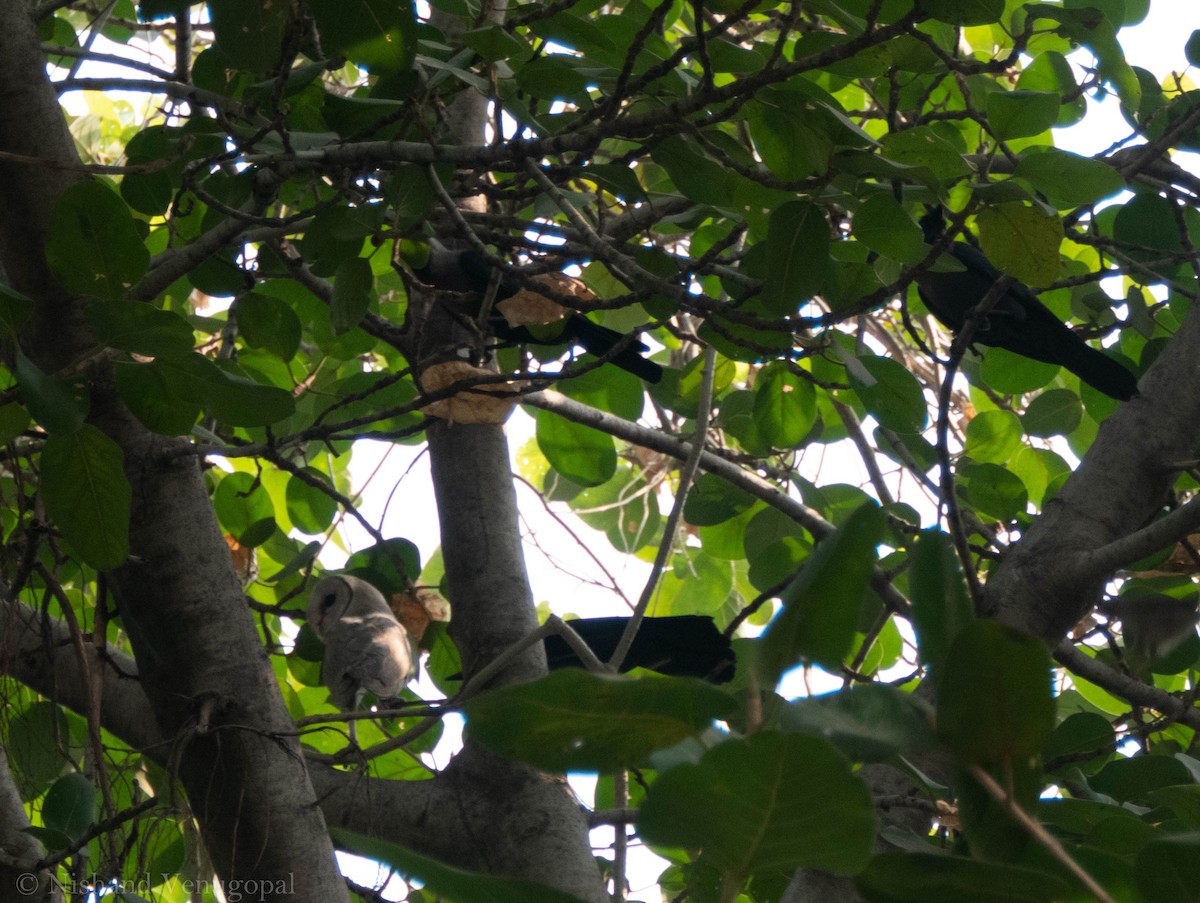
[114,360,202,435]
[752,362,816,448]
[852,194,927,264]
[42,773,97,842]
[309,0,417,74]
[1022,389,1082,437]
[1044,712,1114,775]
[978,346,1059,395]
[286,468,339,536]
[208,0,288,72]
[330,257,374,335]
[15,351,87,435]
[879,127,971,180]
[88,301,196,359]
[963,410,1023,464]
[330,828,591,903]
[857,852,1071,902]
[236,292,301,360]
[0,283,32,335]
[759,201,830,315]
[919,0,1003,25]
[1017,51,1085,127]
[637,732,875,876]
[937,621,1055,767]
[909,530,974,684]
[213,471,276,548]
[1090,754,1194,803]
[0,404,30,444]
[41,425,131,569]
[779,683,936,762]
[683,473,757,527]
[7,702,68,798]
[560,365,643,422]
[157,353,295,426]
[986,90,1060,140]
[1135,835,1200,903]
[956,759,1042,862]
[977,204,1062,287]
[759,501,884,678]
[964,463,1028,521]
[748,101,835,181]
[852,355,928,433]
[45,181,149,300]
[535,409,616,487]
[464,670,735,772]
[1113,193,1184,261]
[1015,149,1125,208]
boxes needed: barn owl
[307,574,416,741]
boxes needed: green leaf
[937,621,1055,767]
[637,732,875,876]
[1135,835,1200,903]
[208,0,288,72]
[1090,754,1193,803]
[779,683,936,762]
[157,353,295,426]
[15,351,87,434]
[852,355,928,433]
[683,473,756,527]
[7,702,67,798]
[1188,30,1200,68]
[41,773,97,842]
[88,301,196,359]
[286,469,338,536]
[919,0,1003,25]
[213,471,276,548]
[464,670,735,771]
[986,90,1060,140]
[964,463,1028,521]
[977,204,1062,287]
[909,530,974,685]
[976,347,1057,396]
[879,127,971,180]
[857,852,1071,902]
[752,362,816,448]
[1017,51,1085,127]
[329,257,375,335]
[41,425,131,569]
[963,410,1023,464]
[535,409,616,488]
[114,360,202,435]
[559,363,644,422]
[1022,389,1082,437]
[853,194,927,264]
[1015,149,1125,208]
[329,828,591,903]
[309,0,417,74]
[0,403,30,444]
[0,283,32,336]
[1043,712,1114,775]
[45,181,149,300]
[759,501,884,678]
[236,293,301,360]
[759,201,830,315]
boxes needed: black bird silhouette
[915,208,1138,401]
[545,615,735,683]
[413,241,662,383]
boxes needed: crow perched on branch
[914,208,1138,401]
[411,240,663,383]
[546,615,736,683]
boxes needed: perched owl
[307,575,417,739]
